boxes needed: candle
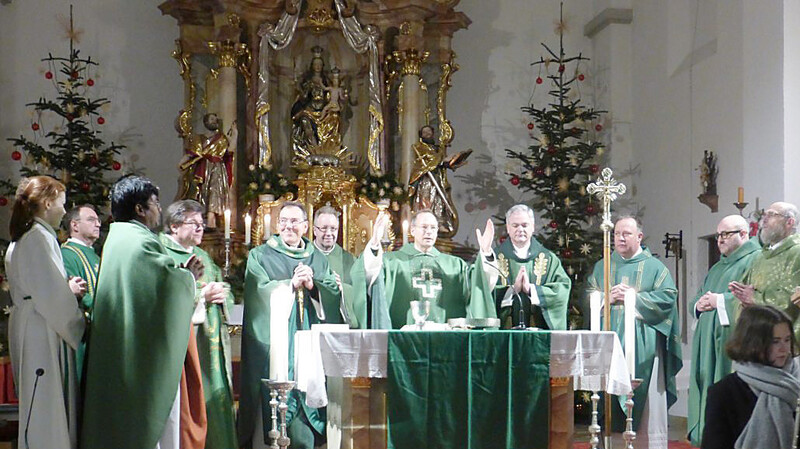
[369,219,375,241]
[402,220,409,246]
[264,213,271,241]
[244,213,252,245]
[382,214,390,241]
[737,187,744,204]
[589,291,602,332]
[224,209,231,240]
[624,289,636,378]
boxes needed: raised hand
[475,218,495,254]
[369,212,390,249]
[183,254,205,281]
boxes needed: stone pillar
[393,22,428,188]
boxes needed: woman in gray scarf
[702,305,800,449]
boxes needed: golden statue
[409,125,471,238]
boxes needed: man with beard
[730,201,800,333]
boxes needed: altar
[293,329,632,449]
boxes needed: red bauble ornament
[11,151,22,161]
[87,79,95,86]
[536,77,543,84]
[66,114,74,122]
[71,71,79,79]
[561,249,573,259]
[549,220,558,229]
[0,197,7,207]
[585,204,597,215]
[80,182,90,192]
[578,74,585,81]
[558,65,565,73]
[97,117,105,125]
[595,124,603,132]
[45,71,53,80]
[89,156,98,166]
[589,164,600,174]
[534,167,545,177]
[31,123,40,131]
[510,176,520,186]
[112,161,122,171]
[527,122,534,130]
[547,146,557,155]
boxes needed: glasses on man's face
[415,225,438,233]
[714,230,742,241]
[80,217,101,224]
[182,220,205,230]
[314,226,338,234]
[279,218,307,227]
[613,231,635,239]
[762,210,788,220]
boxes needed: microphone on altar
[511,292,528,330]
[25,368,45,449]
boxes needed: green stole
[687,238,760,446]
[80,221,196,449]
[159,233,237,449]
[238,235,341,447]
[475,238,571,330]
[586,247,682,430]
[743,233,800,334]
[350,243,496,330]
[61,239,100,382]
[319,243,357,326]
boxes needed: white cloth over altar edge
[294,327,632,408]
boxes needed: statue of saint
[408,125,472,237]
[178,113,237,226]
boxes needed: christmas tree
[1,8,125,210]
[505,7,606,328]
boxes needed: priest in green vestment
[586,216,682,446]
[312,205,356,326]
[730,202,800,334]
[239,201,343,449]
[475,204,571,329]
[160,200,237,449]
[350,210,497,329]
[687,215,760,446]
[60,204,101,379]
[81,176,206,449]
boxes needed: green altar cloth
[387,331,551,449]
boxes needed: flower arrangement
[242,164,298,207]
[357,172,408,212]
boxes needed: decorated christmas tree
[1,8,125,210]
[505,8,606,328]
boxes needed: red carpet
[573,442,695,449]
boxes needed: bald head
[771,202,799,230]
[760,201,798,245]
[716,215,749,256]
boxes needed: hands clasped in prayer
[610,283,634,305]
[694,291,719,312]
[201,281,228,305]
[292,262,315,291]
[511,267,531,295]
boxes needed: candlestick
[264,213,271,241]
[402,220,409,246]
[224,209,231,240]
[624,289,636,378]
[590,291,602,332]
[244,213,252,245]
[737,187,744,204]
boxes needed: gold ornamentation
[306,0,335,31]
[533,253,548,285]
[254,102,272,167]
[367,104,384,173]
[392,48,429,77]
[201,68,219,110]
[208,40,248,68]
[397,81,404,132]
[437,51,459,147]
[419,78,430,124]
[172,39,196,138]
[497,253,510,286]
[237,44,252,91]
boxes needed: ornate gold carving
[208,40,248,68]
[306,0,335,32]
[296,166,357,207]
[419,78,430,124]
[397,80,404,132]
[172,40,196,138]
[350,377,372,388]
[550,376,570,387]
[383,54,399,102]
[237,44,252,91]
[533,253,548,285]
[368,104,384,173]
[497,253,509,286]
[201,68,219,110]
[392,48,429,77]
[254,102,272,168]
[437,51,459,147]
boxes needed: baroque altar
[160,0,472,255]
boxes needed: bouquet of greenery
[242,164,298,207]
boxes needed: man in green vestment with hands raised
[687,215,760,446]
[239,201,343,449]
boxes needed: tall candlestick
[224,209,231,240]
[590,291,602,332]
[402,220,409,246]
[624,289,636,378]
[244,213,252,245]
[264,213,271,241]
[737,187,744,204]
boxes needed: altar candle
[624,289,636,378]
[264,213,271,241]
[402,220,409,246]
[244,213,252,245]
[382,215,390,241]
[738,187,744,204]
[224,209,231,240]
[589,291,602,332]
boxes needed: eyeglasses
[278,218,307,227]
[415,225,438,232]
[714,230,743,240]
[182,220,205,230]
[762,210,788,220]
[314,226,338,234]
[613,231,636,238]
[79,217,100,224]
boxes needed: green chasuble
[586,248,683,431]
[319,243,357,326]
[60,239,100,381]
[350,243,497,330]
[238,236,342,448]
[742,233,800,334]
[687,238,760,446]
[159,233,237,449]
[81,221,196,449]
[476,238,571,330]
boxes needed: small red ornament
[527,122,534,130]
[534,167,545,177]
[558,64,565,73]
[585,204,597,215]
[0,197,7,207]
[589,164,600,174]
[112,161,122,171]
[510,176,520,186]
[595,124,603,132]
[66,114,74,122]
[80,182,90,192]
[561,249,573,259]
[97,117,105,125]
[89,156,98,166]
[45,71,53,80]
[577,74,585,81]
[536,77,543,85]
[31,123,40,131]
[547,146,557,155]
[11,151,22,161]
[87,79,95,86]
[549,220,558,229]
[71,71,79,79]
